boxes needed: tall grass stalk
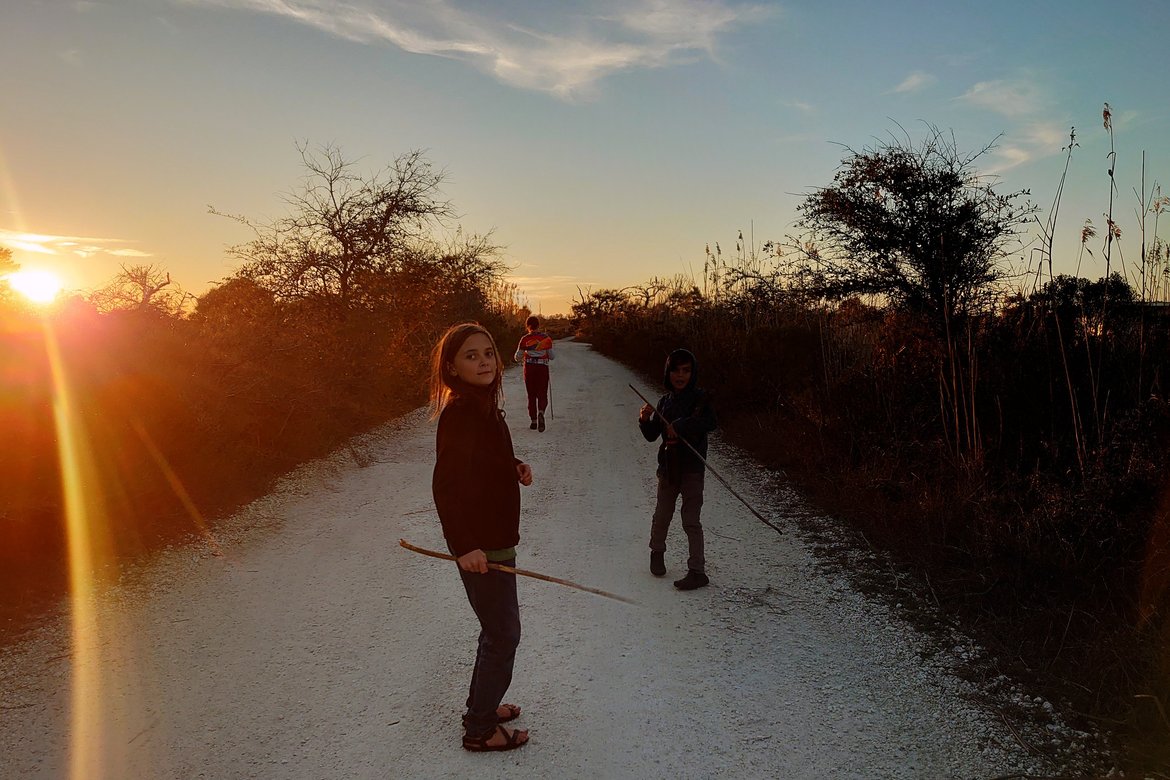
[1136,155,1150,401]
[1036,127,1087,475]
[1090,103,1119,443]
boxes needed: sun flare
[8,269,63,303]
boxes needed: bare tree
[216,144,456,309]
[627,277,670,308]
[89,264,187,315]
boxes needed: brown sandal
[462,724,529,752]
[462,703,522,730]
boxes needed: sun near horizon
[7,269,64,304]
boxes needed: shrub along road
[0,341,1101,778]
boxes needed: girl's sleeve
[433,408,482,556]
[502,412,522,467]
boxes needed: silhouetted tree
[193,277,279,331]
[1027,273,1137,338]
[791,126,1035,334]
[571,288,633,321]
[218,144,456,310]
[89,263,187,315]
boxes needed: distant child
[430,322,533,752]
[513,316,555,432]
[637,348,717,590]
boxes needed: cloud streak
[0,229,151,260]
[780,99,816,116]
[181,0,769,98]
[957,78,1045,118]
[955,75,1068,172]
[890,71,935,94]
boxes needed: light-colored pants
[649,472,705,573]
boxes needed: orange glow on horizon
[8,268,64,304]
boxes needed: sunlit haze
[2,2,1168,313]
[8,269,63,304]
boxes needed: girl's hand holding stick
[400,539,637,605]
[458,548,490,574]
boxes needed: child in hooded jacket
[430,322,533,752]
[637,348,717,590]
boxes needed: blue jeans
[456,559,521,738]
[649,472,706,572]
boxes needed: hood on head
[662,348,698,391]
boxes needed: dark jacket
[432,389,521,557]
[639,349,717,482]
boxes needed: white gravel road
[0,340,1100,779]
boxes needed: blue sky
[2,0,1168,313]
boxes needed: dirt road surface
[1,341,1091,779]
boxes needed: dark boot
[673,570,709,590]
[537,413,546,432]
[529,419,538,430]
[650,551,666,577]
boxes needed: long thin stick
[630,383,784,536]
[399,539,637,605]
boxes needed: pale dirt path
[0,341,1076,779]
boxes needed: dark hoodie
[638,348,717,482]
[432,385,522,557]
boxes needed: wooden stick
[399,539,637,605]
[630,383,785,536]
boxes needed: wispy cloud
[181,0,770,98]
[1020,121,1069,150]
[956,75,1068,171]
[0,229,151,260]
[984,144,1033,176]
[890,71,935,94]
[981,120,1071,173]
[780,99,816,116]
[957,78,1045,118]
[511,273,581,294]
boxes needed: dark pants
[649,472,706,572]
[523,363,549,420]
[456,559,521,738]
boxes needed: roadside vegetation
[0,145,539,637]
[3,114,1168,772]
[572,119,1170,773]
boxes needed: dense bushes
[573,273,1170,767]
[0,147,531,636]
[0,267,526,631]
